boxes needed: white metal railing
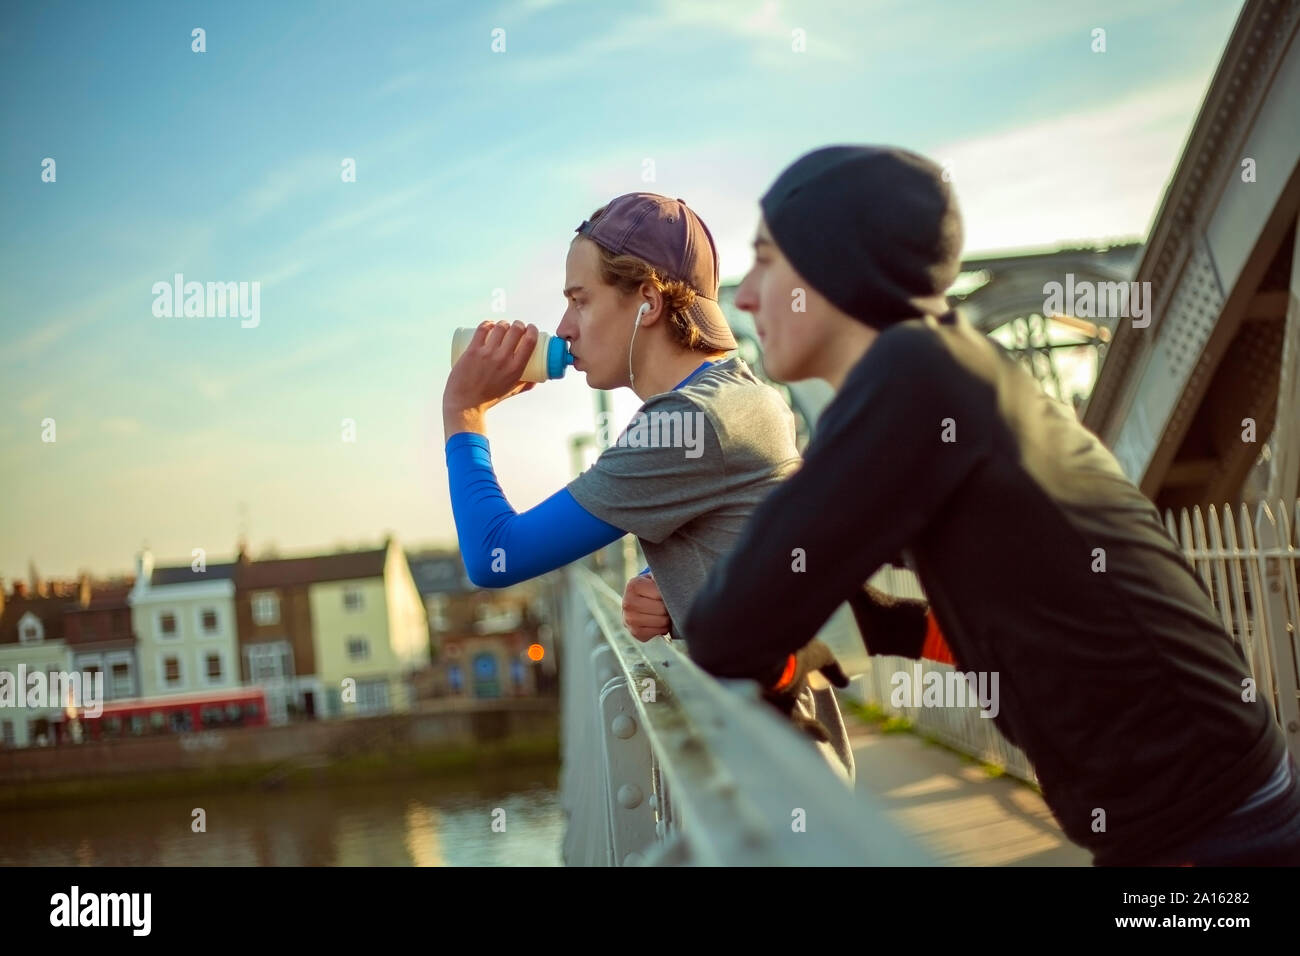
[854,499,1300,782]
[1164,499,1300,750]
[558,566,933,866]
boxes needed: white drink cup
[450,326,574,383]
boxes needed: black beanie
[759,145,964,329]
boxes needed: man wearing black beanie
[759,145,963,327]
[676,145,1300,865]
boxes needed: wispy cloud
[259,260,308,289]
[373,69,427,98]
[102,416,142,435]
[500,0,850,83]
[17,387,55,415]
[293,178,441,244]
[239,153,342,223]
[183,327,370,402]
[934,76,1208,252]
[0,276,154,368]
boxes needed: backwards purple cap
[575,193,738,352]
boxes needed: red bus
[77,687,268,741]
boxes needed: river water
[0,766,563,866]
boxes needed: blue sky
[0,0,1245,580]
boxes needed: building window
[247,642,292,682]
[200,608,219,635]
[163,656,182,686]
[510,658,525,688]
[205,654,223,681]
[110,662,132,698]
[428,595,449,632]
[347,637,369,661]
[18,613,44,644]
[343,588,364,612]
[252,592,280,625]
[472,652,501,699]
[159,612,178,638]
[355,680,390,714]
[447,664,464,694]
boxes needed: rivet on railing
[611,714,636,739]
[618,784,644,809]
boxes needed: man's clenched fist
[622,572,670,641]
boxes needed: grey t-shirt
[567,357,854,778]
[569,357,801,626]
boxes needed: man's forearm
[683,329,985,680]
[443,405,486,440]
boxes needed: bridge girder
[1083,0,1300,512]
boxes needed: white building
[127,550,240,704]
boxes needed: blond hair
[581,204,714,352]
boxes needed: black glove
[759,639,850,743]
[847,583,929,658]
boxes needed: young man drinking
[442,192,855,779]
[669,145,1300,866]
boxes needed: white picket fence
[853,499,1300,782]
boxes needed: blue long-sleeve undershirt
[446,432,626,587]
[447,360,714,589]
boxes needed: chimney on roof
[135,549,154,590]
[78,572,92,607]
[13,581,29,598]
[29,559,47,598]
[234,540,250,589]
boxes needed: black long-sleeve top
[682,311,1286,864]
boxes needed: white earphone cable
[628,302,649,390]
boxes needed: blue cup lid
[547,336,576,379]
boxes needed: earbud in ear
[636,302,650,324]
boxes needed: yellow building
[307,536,429,718]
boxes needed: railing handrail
[566,566,933,866]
